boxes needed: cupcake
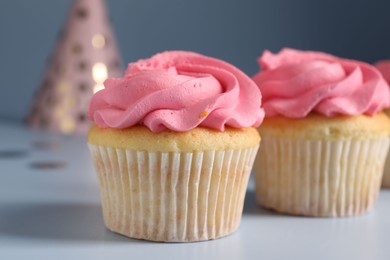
[88,51,264,242]
[252,48,390,217]
[375,60,390,188]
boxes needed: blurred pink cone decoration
[27,0,122,134]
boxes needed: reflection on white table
[0,121,389,260]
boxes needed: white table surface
[1,120,390,260]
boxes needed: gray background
[1,0,390,121]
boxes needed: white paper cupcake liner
[88,144,259,242]
[382,154,390,188]
[383,108,390,188]
[254,137,389,217]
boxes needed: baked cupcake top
[253,48,390,118]
[89,51,264,132]
[375,60,390,84]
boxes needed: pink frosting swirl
[252,48,390,118]
[89,51,264,132]
[375,60,390,84]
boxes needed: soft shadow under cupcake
[0,202,134,243]
[243,190,324,219]
[243,191,287,217]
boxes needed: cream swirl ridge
[375,60,390,84]
[89,51,264,132]
[252,48,390,118]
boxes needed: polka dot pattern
[27,0,122,135]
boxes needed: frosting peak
[253,48,390,118]
[89,51,264,132]
[375,60,390,84]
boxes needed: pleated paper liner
[89,144,259,242]
[382,154,390,187]
[254,137,389,217]
[382,108,390,188]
